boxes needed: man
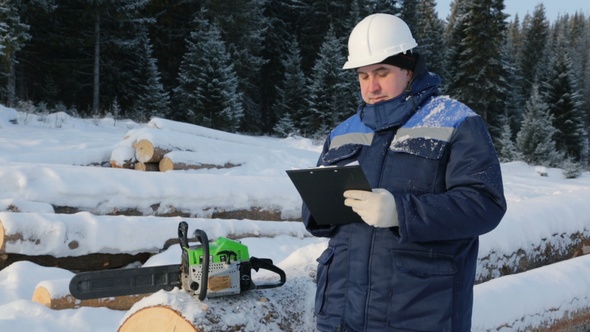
[302,13,507,332]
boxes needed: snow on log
[110,145,136,169]
[0,212,310,257]
[159,151,241,172]
[476,190,590,283]
[0,198,55,214]
[1,252,151,272]
[145,118,320,171]
[134,161,159,172]
[147,117,265,148]
[32,278,146,310]
[472,254,590,331]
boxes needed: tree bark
[159,155,240,172]
[134,162,160,172]
[32,279,146,310]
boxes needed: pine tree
[517,4,549,103]
[541,47,586,161]
[172,14,243,132]
[445,0,509,139]
[203,0,269,134]
[272,38,307,137]
[141,1,200,93]
[497,122,520,162]
[400,0,419,32]
[415,0,447,82]
[297,0,350,72]
[259,0,299,134]
[123,27,170,122]
[0,1,31,107]
[504,14,525,137]
[516,86,562,167]
[304,25,357,138]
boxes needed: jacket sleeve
[396,115,507,243]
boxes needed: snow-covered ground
[1,106,590,331]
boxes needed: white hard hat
[343,14,418,69]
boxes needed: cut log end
[135,139,156,163]
[0,222,5,252]
[31,285,53,307]
[159,156,174,172]
[118,306,199,332]
[135,139,170,164]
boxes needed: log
[472,254,590,331]
[118,274,317,332]
[159,154,240,172]
[134,161,160,172]
[0,212,310,273]
[476,190,590,283]
[32,279,146,310]
[0,211,177,257]
[135,139,171,163]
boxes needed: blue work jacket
[303,64,507,331]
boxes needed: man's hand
[344,189,398,228]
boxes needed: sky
[1,106,590,331]
[436,0,590,22]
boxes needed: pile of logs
[3,206,590,330]
[109,118,247,172]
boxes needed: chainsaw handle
[193,229,209,301]
[249,257,286,290]
[178,222,190,249]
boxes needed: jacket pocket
[315,246,335,315]
[388,250,456,331]
[384,138,448,193]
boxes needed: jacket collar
[359,55,441,131]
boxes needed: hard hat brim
[342,40,418,69]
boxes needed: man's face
[356,63,412,105]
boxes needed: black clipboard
[286,165,371,225]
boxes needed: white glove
[343,189,399,228]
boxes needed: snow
[1,107,590,331]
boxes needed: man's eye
[358,74,368,80]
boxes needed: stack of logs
[111,137,233,172]
[109,118,242,172]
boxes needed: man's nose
[368,76,380,92]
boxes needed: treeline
[0,0,589,169]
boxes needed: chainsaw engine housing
[181,237,251,298]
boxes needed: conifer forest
[1,0,589,170]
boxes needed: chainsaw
[69,221,286,301]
